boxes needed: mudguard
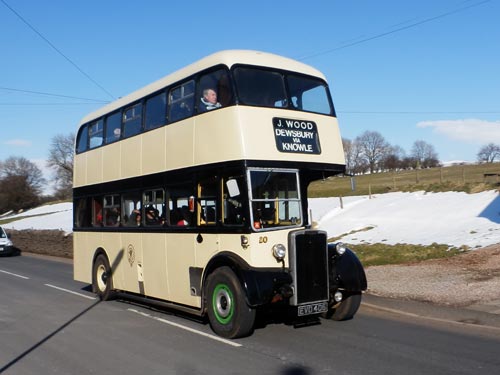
[203,251,291,308]
[328,244,367,291]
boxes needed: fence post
[339,196,344,209]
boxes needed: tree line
[0,130,499,213]
[343,131,500,176]
[343,131,439,175]
[0,133,73,213]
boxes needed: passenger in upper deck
[199,88,221,112]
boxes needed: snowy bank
[309,191,500,248]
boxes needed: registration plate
[297,301,328,316]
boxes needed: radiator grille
[289,230,329,305]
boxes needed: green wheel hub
[212,283,234,324]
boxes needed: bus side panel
[193,109,244,166]
[73,154,87,188]
[120,137,143,181]
[73,232,97,284]
[142,128,167,176]
[86,149,104,186]
[142,233,170,299]
[102,143,121,183]
[117,233,143,294]
[165,120,194,172]
[166,234,199,307]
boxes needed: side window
[198,177,218,226]
[92,197,103,227]
[168,80,194,122]
[168,182,194,227]
[223,175,245,226]
[143,189,165,226]
[197,69,232,113]
[145,92,167,130]
[123,103,143,138]
[76,125,88,153]
[105,112,122,144]
[103,195,121,227]
[122,192,142,227]
[89,120,104,149]
[74,198,92,228]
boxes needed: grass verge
[341,242,468,267]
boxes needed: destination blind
[273,117,321,154]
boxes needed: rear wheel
[323,292,361,321]
[206,266,256,339]
[92,254,114,301]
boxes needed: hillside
[309,162,500,197]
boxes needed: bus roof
[79,50,327,125]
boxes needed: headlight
[6,240,13,247]
[335,242,347,256]
[272,244,286,261]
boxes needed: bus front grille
[288,230,329,306]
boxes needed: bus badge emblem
[127,244,135,266]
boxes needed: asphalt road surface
[1,255,499,375]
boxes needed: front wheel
[92,254,114,301]
[322,292,361,321]
[206,266,256,339]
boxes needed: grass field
[309,162,500,198]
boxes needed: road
[1,255,499,375]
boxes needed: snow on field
[2,191,500,248]
[2,202,73,233]
[309,191,500,248]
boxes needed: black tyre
[206,266,256,339]
[92,254,114,301]
[323,293,361,321]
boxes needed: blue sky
[1,0,499,180]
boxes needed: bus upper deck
[74,50,345,189]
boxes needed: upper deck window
[233,67,334,115]
[89,120,104,149]
[145,92,167,130]
[234,68,286,107]
[105,112,122,144]
[123,103,143,138]
[287,75,333,115]
[168,80,195,122]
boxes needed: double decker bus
[73,50,366,338]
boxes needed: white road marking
[128,308,242,348]
[45,284,97,300]
[0,269,30,279]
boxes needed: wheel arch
[91,247,109,293]
[201,251,250,313]
[328,244,367,291]
[201,251,291,313]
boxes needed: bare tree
[343,138,367,175]
[0,156,46,212]
[47,133,74,198]
[355,131,390,173]
[411,140,439,168]
[382,145,406,171]
[477,143,500,163]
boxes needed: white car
[0,226,14,256]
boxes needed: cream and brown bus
[73,50,366,338]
